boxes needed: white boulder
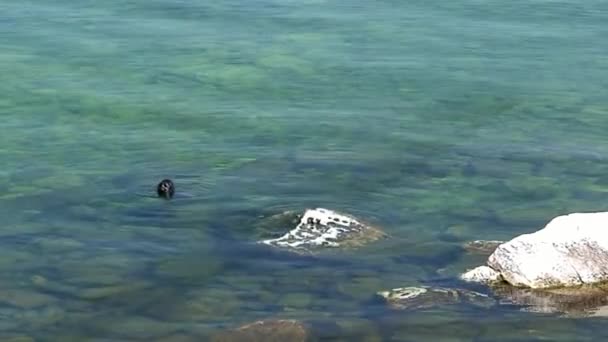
[466,211,608,289]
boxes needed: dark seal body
[157,179,175,199]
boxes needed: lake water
[2,0,608,340]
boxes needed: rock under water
[491,283,608,317]
[210,319,309,342]
[378,283,608,317]
[462,240,504,256]
[377,286,495,310]
[259,208,386,252]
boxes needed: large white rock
[487,212,608,288]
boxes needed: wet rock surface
[258,208,386,252]
[210,319,309,342]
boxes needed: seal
[157,179,175,199]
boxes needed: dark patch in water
[220,239,359,275]
[392,245,464,270]
[462,160,478,177]
[436,231,465,243]
[0,233,38,246]
[307,320,344,341]
[359,289,401,325]
[124,205,177,220]
[404,159,451,178]
[531,159,544,176]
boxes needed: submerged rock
[376,283,608,317]
[259,208,386,252]
[377,286,495,310]
[253,210,303,238]
[3,337,35,342]
[462,240,504,256]
[211,319,309,342]
[492,283,608,317]
[464,211,608,289]
[0,289,57,309]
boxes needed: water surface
[1,0,608,340]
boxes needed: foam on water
[260,208,374,250]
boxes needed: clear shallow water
[1,0,608,340]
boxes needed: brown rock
[211,319,309,342]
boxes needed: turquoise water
[2,0,608,340]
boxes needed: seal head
[157,179,175,199]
